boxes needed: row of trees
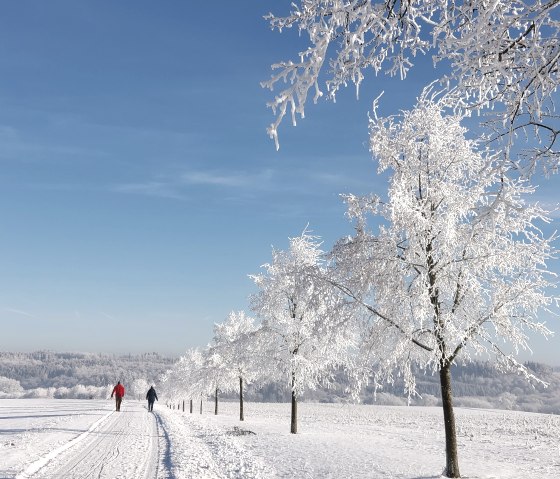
[258,2,560,477]
[162,96,558,477]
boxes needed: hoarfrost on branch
[263,0,560,171]
[330,95,558,390]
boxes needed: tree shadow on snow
[154,412,177,479]
[0,413,78,420]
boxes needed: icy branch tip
[371,91,385,121]
[267,125,280,151]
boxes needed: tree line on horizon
[2,350,559,414]
[0,351,172,391]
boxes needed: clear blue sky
[0,1,559,365]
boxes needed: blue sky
[0,1,559,365]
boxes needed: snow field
[170,401,560,478]
[1,398,560,478]
[156,407,274,478]
[1,399,115,478]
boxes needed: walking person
[111,381,125,411]
[146,385,158,412]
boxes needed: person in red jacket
[111,381,125,411]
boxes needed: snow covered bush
[23,387,56,399]
[53,387,70,399]
[454,396,494,409]
[365,392,407,406]
[415,394,440,407]
[0,376,24,398]
[498,392,518,410]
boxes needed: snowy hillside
[1,398,558,478]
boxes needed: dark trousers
[148,400,155,412]
[115,396,123,411]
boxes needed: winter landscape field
[3,2,560,479]
[1,398,559,479]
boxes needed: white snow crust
[1,398,559,478]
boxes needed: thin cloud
[180,169,275,188]
[312,171,374,189]
[180,167,372,193]
[111,182,187,200]
[113,169,278,200]
[181,171,249,187]
[4,308,36,318]
[112,164,374,202]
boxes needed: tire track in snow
[15,409,114,479]
[22,402,159,479]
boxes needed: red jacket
[112,383,125,398]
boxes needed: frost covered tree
[201,345,232,416]
[262,0,560,172]
[329,97,558,477]
[163,348,205,413]
[250,230,351,434]
[212,311,259,421]
[131,378,149,401]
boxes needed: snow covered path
[20,402,159,479]
[2,399,274,479]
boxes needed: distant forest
[1,351,559,414]
[241,361,560,415]
[0,350,174,388]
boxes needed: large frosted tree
[329,97,558,477]
[250,230,351,433]
[263,0,560,171]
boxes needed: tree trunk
[290,371,297,434]
[200,397,203,414]
[182,400,185,412]
[440,364,460,478]
[239,376,244,421]
[190,399,193,414]
[214,386,218,415]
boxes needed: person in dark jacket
[146,386,158,412]
[111,381,125,411]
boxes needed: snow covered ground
[1,398,559,478]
